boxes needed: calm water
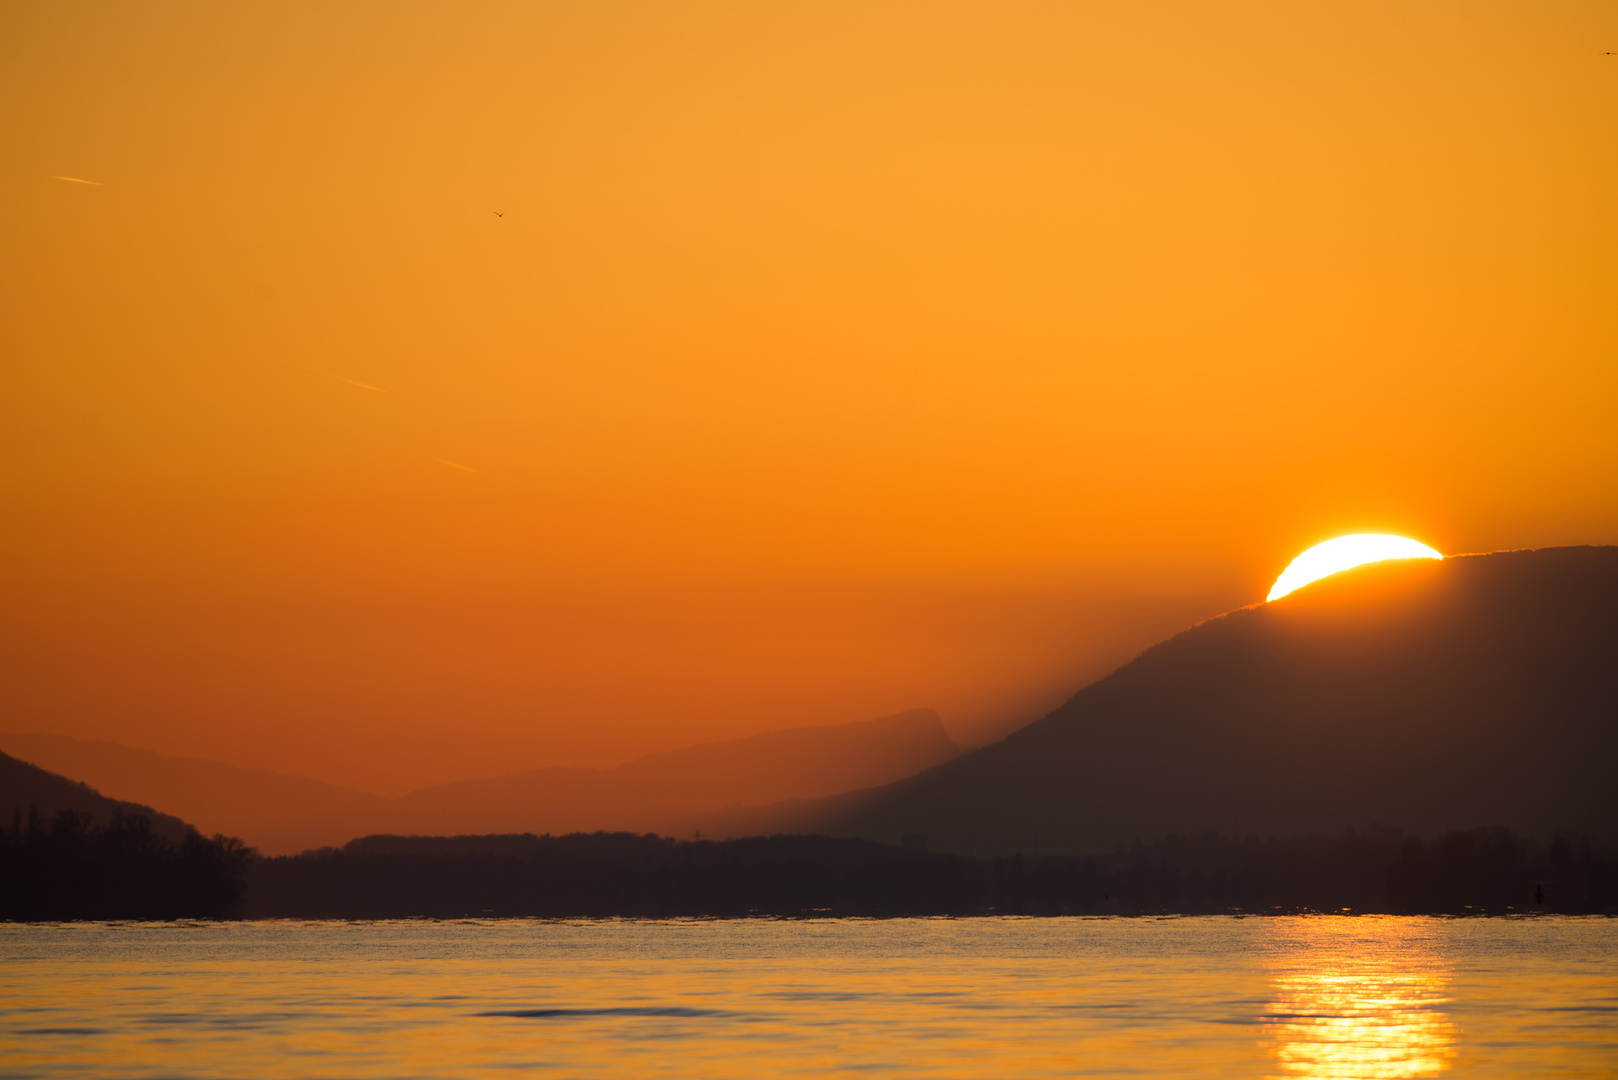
[2,917,1614,1079]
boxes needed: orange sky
[2,1,1615,795]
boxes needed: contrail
[309,368,388,393]
[52,176,104,186]
[427,456,479,474]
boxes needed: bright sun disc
[1266,534,1442,602]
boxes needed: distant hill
[1,709,964,854]
[387,708,965,839]
[0,735,393,856]
[0,750,197,845]
[759,547,1618,855]
[0,751,252,920]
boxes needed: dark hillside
[790,547,1618,854]
[1,750,194,844]
[0,751,253,920]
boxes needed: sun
[1267,534,1443,602]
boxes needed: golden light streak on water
[2,917,1613,1079]
[1267,967,1456,1079]
[1262,917,1460,1080]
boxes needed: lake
[2,916,1614,1078]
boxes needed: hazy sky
[3,1,1614,795]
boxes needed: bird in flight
[493,211,504,217]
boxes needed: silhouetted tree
[0,807,253,921]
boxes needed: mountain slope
[781,547,1618,855]
[0,750,198,844]
[389,709,964,837]
[0,735,392,856]
[3,709,964,853]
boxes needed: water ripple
[476,1006,742,1019]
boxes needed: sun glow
[1267,535,1443,602]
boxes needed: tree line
[245,826,1618,919]
[1,808,252,920]
[5,815,1613,920]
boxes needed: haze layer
[3,1,1615,792]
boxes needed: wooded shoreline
[9,816,1614,920]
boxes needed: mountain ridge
[1,708,963,854]
[14,547,1613,860]
[0,750,200,845]
[704,547,1618,854]
[389,707,964,838]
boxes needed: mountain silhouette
[0,750,198,844]
[0,735,393,856]
[1,751,253,920]
[740,547,1618,854]
[388,708,964,838]
[15,548,1613,860]
[2,709,962,854]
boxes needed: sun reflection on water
[1264,923,1457,1080]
